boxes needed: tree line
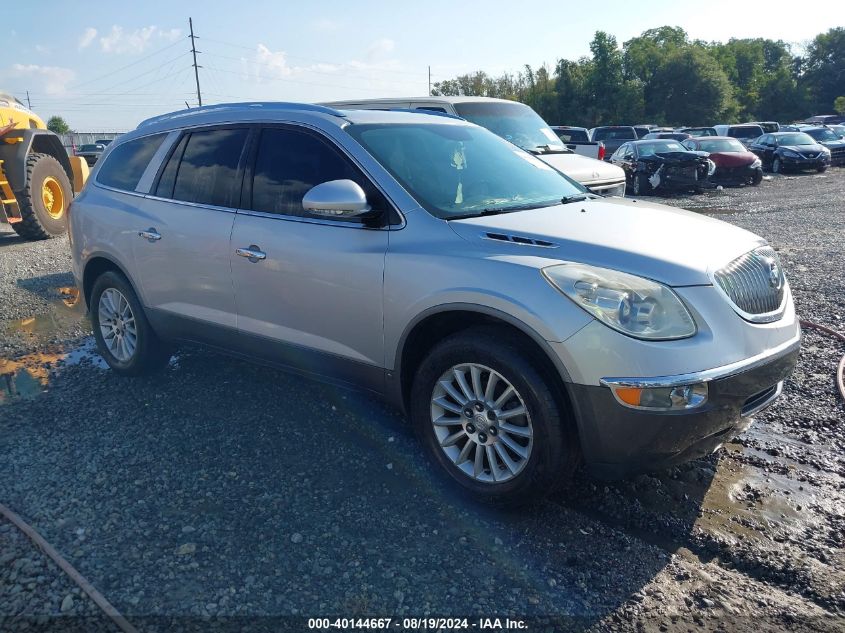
[431,26,845,127]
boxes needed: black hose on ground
[800,319,845,403]
[0,502,138,633]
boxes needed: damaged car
[683,136,763,186]
[610,140,714,196]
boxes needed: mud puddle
[2,285,88,342]
[0,285,105,406]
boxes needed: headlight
[707,159,717,176]
[782,150,799,158]
[751,158,762,168]
[542,263,697,340]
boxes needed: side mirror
[302,179,373,218]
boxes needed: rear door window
[96,133,166,191]
[170,128,249,207]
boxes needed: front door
[230,125,389,386]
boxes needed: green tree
[649,47,736,125]
[801,28,845,113]
[46,115,70,134]
[835,96,845,114]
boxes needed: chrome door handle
[235,245,266,262]
[138,228,161,242]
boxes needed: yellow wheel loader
[0,93,88,240]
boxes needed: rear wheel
[11,153,71,240]
[410,328,578,506]
[90,271,172,376]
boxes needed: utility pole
[189,17,202,107]
[25,90,31,109]
[428,66,431,96]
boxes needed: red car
[683,136,763,186]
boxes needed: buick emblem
[763,257,781,288]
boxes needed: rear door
[132,126,250,338]
[229,124,390,385]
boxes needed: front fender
[0,129,73,192]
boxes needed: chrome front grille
[713,246,786,322]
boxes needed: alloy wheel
[98,288,137,362]
[430,363,533,484]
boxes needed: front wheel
[772,157,783,174]
[90,271,172,376]
[750,168,763,185]
[817,165,828,173]
[410,328,578,506]
[630,172,651,196]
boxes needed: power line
[189,17,202,106]
[67,36,188,90]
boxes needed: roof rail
[137,102,346,129]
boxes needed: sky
[3,0,842,131]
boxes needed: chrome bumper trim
[600,330,801,389]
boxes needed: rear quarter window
[96,133,166,191]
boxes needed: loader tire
[12,153,71,240]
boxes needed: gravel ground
[1,170,843,632]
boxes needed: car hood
[448,197,765,286]
[818,139,845,149]
[780,143,826,154]
[536,152,625,185]
[640,151,708,164]
[709,151,758,167]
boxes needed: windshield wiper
[446,200,560,221]
[560,194,590,204]
[532,144,572,154]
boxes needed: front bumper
[781,154,829,169]
[567,335,800,478]
[712,164,761,183]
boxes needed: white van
[321,97,627,197]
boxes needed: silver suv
[69,103,800,505]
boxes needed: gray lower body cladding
[567,344,799,478]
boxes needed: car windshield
[830,125,845,137]
[805,128,840,142]
[79,144,102,152]
[696,139,746,153]
[592,127,637,141]
[729,126,764,139]
[346,122,586,220]
[450,101,566,153]
[777,133,815,146]
[637,141,686,156]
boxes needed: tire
[90,271,172,376]
[751,168,763,186]
[631,172,650,196]
[11,153,71,240]
[772,157,782,174]
[410,327,578,507]
[817,165,828,173]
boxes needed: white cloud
[35,44,50,54]
[367,38,395,60]
[99,25,182,54]
[10,64,75,95]
[78,27,97,49]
